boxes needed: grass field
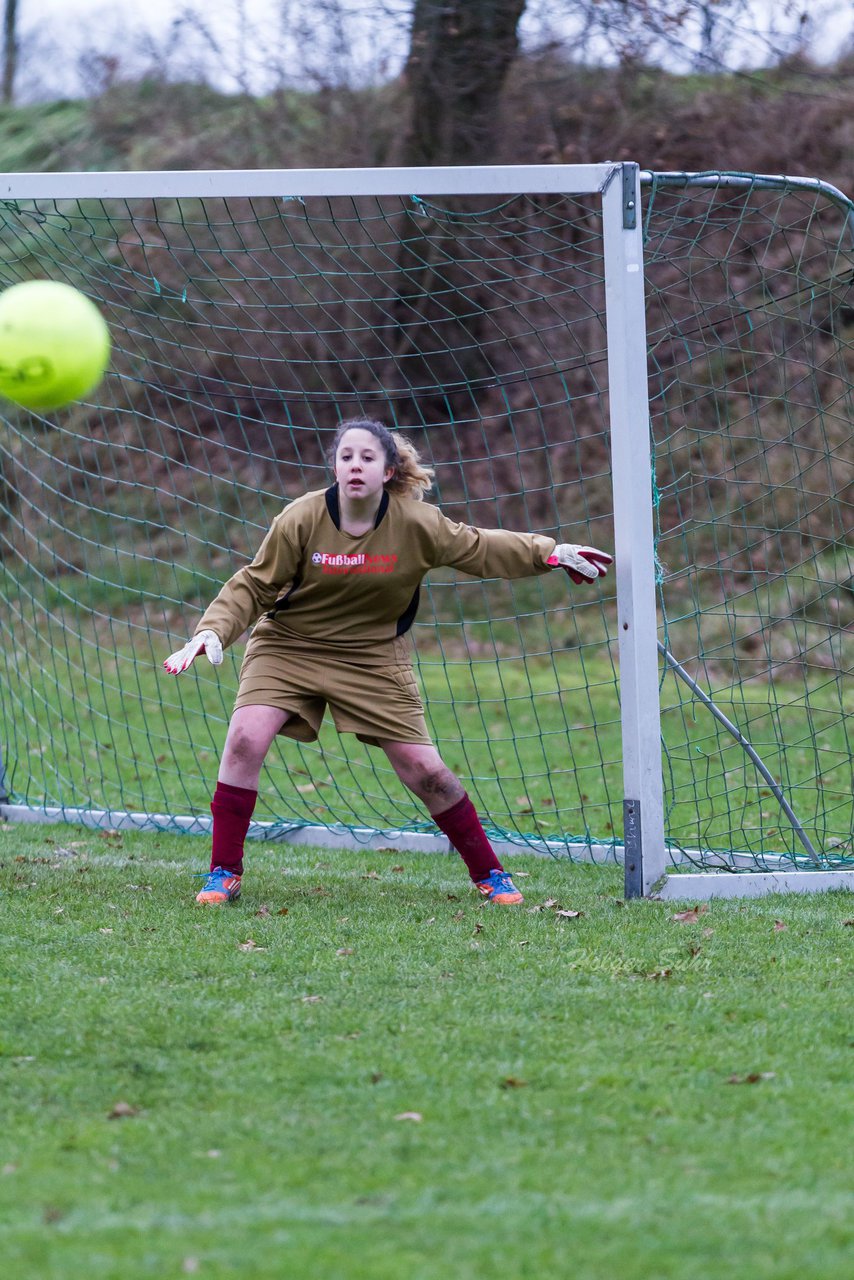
[1,820,852,1279]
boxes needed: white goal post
[0,162,849,901]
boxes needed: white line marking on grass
[6,1188,852,1239]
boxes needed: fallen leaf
[393,1112,422,1122]
[238,938,265,952]
[277,907,289,916]
[451,910,465,922]
[391,866,405,873]
[107,1101,138,1120]
[255,904,271,918]
[646,967,673,980]
[370,1072,383,1084]
[543,898,560,909]
[727,1072,776,1085]
[500,1076,528,1089]
[843,919,854,927]
[361,871,380,880]
[473,921,484,934]
[295,782,316,794]
[773,920,788,932]
[99,927,114,935]
[556,909,583,919]
[518,939,529,947]
[671,904,709,924]
[301,994,324,1004]
[336,947,354,956]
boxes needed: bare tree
[3,0,18,104]
[402,0,527,166]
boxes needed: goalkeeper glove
[163,629,223,675]
[548,544,613,585]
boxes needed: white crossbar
[0,164,618,202]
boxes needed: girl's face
[334,428,394,501]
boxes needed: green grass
[1,822,852,1279]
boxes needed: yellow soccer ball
[0,279,110,410]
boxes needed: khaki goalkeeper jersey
[195,484,557,658]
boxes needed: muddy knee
[410,763,463,807]
[223,725,267,771]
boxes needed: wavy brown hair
[328,417,434,500]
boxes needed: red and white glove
[548,544,613,585]
[163,629,223,675]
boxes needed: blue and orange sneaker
[476,869,524,905]
[195,866,242,905]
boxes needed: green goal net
[0,167,850,875]
[645,173,852,872]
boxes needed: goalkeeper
[165,417,612,906]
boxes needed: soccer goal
[0,163,850,899]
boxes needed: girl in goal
[164,418,611,906]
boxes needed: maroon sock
[433,793,503,884]
[210,781,257,875]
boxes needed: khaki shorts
[234,635,431,747]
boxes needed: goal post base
[0,802,623,864]
[656,871,854,900]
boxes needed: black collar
[324,483,389,532]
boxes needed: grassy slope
[3,58,854,183]
[1,822,852,1279]
[0,80,349,176]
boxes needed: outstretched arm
[434,511,612,584]
[434,511,556,578]
[163,510,300,674]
